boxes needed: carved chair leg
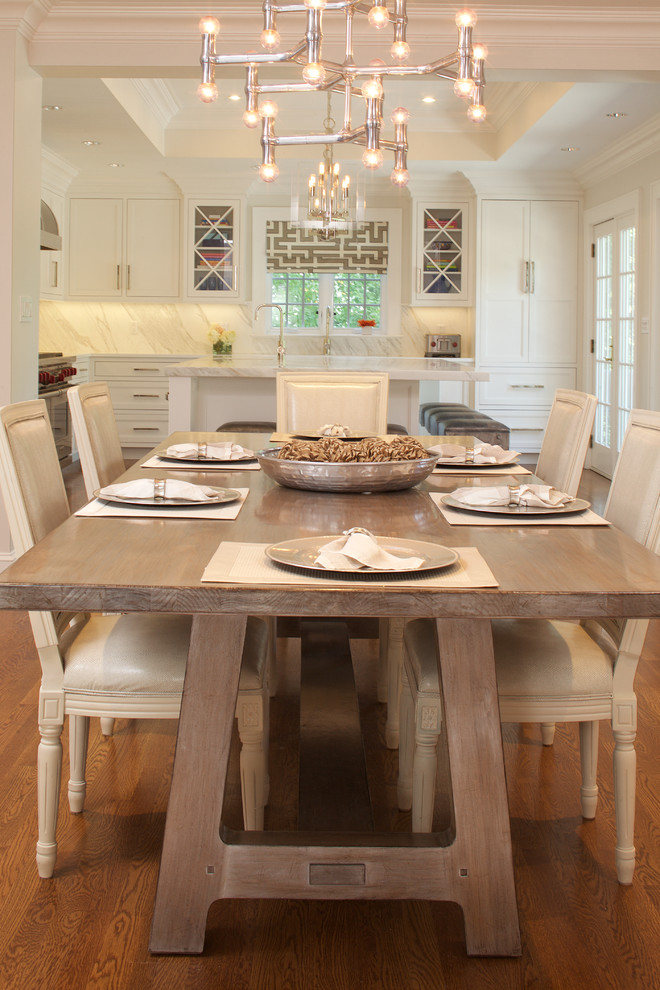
[613,723,637,884]
[579,720,599,820]
[397,666,414,812]
[37,722,63,878]
[541,722,556,745]
[412,725,439,833]
[237,691,268,831]
[68,714,90,814]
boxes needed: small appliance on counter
[424,333,461,358]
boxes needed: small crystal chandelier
[197,2,488,186]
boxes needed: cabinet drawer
[93,359,176,379]
[115,410,169,445]
[107,382,169,408]
[479,369,576,408]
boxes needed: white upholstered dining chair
[68,382,126,499]
[396,408,660,884]
[275,371,389,435]
[0,400,271,876]
[531,387,597,744]
[535,388,597,497]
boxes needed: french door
[591,215,637,477]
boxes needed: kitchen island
[167,355,488,435]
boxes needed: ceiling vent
[40,200,62,251]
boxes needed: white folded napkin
[429,442,520,465]
[165,441,253,460]
[99,479,221,502]
[449,484,573,508]
[314,530,424,570]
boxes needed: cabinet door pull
[510,383,544,389]
[116,265,121,290]
[523,261,529,293]
[133,393,160,399]
[529,261,535,294]
[132,427,159,432]
[127,264,131,290]
[132,367,155,372]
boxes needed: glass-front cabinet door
[187,200,240,298]
[412,203,468,304]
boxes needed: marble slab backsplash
[39,301,474,359]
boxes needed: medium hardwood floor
[1,466,659,989]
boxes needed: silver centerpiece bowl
[257,448,439,493]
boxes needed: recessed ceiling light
[82,140,101,146]
[606,111,628,118]
[42,105,62,111]
[422,96,436,104]
[107,162,124,168]
[228,94,240,101]
[561,146,580,152]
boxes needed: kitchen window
[269,271,384,331]
[252,207,401,336]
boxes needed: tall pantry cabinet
[476,198,580,452]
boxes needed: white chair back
[535,388,597,496]
[276,371,389,435]
[68,383,125,498]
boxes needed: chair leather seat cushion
[493,618,615,699]
[62,613,191,695]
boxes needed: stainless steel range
[38,353,77,465]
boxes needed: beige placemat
[201,541,498,588]
[429,492,609,526]
[75,488,249,520]
[432,463,531,477]
[142,454,261,471]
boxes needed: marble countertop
[167,355,488,381]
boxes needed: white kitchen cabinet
[186,200,240,299]
[40,192,64,299]
[411,202,469,305]
[478,199,578,366]
[87,354,198,449]
[476,198,580,453]
[68,198,181,299]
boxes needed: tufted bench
[420,403,510,448]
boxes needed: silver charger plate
[257,448,439,493]
[159,453,256,463]
[94,486,241,506]
[266,536,459,575]
[442,494,591,516]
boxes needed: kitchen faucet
[255,303,285,367]
[323,306,332,355]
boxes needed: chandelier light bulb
[455,8,477,28]
[368,3,390,29]
[199,15,220,35]
[391,167,410,186]
[259,162,280,182]
[390,106,410,125]
[453,78,474,99]
[472,42,488,61]
[260,28,280,50]
[259,99,279,119]
[304,0,327,8]
[467,103,487,123]
[242,108,261,128]
[390,40,410,61]
[362,148,384,170]
[197,81,219,104]
[302,62,326,85]
[361,77,384,101]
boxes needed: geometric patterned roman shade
[266,220,388,273]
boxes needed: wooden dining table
[3,431,660,958]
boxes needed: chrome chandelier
[198,1,488,186]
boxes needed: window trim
[251,206,402,336]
